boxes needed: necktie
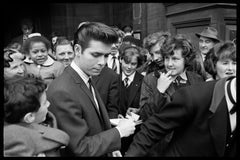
[88,78,93,94]
[88,78,100,115]
[175,76,181,86]
[112,56,117,72]
[124,77,129,87]
[227,79,236,114]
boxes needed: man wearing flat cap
[189,27,221,80]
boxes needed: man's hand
[116,119,136,138]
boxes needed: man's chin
[91,69,102,76]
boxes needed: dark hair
[73,22,118,52]
[120,44,144,68]
[4,48,25,68]
[204,41,236,79]
[22,35,51,55]
[20,18,33,28]
[161,35,195,68]
[4,75,47,123]
[53,36,73,53]
[143,31,171,51]
[122,25,133,33]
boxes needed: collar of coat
[24,55,55,67]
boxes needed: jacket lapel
[93,85,112,129]
[66,66,104,123]
[208,77,229,156]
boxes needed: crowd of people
[4,18,237,157]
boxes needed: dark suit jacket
[93,66,120,119]
[119,71,144,116]
[126,77,236,157]
[47,66,121,156]
[4,123,69,157]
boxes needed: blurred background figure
[11,18,34,49]
[122,25,141,47]
[107,26,124,74]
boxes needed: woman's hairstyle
[53,36,73,53]
[22,35,51,55]
[4,75,47,123]
[204,41,236,79]
[160,35,196,68]
[143,31,171,51]
[73,22,118,52]
[4,48,25,68]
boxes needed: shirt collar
[24,55,55,67]
[70,61,90,86]
[201,53,206,62]
[122,71,136,84]
[109,52,119,59]
[178,70,187,81]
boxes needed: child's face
[164,49,185,77]
[120,53,138,77]
[29,42,48,65]
[33,91,50,124]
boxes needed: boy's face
[4,52,25,79]
[164,49,185,77]
[33,91,50,123]
[76,40,111,76]
[120,53,138,77]
[55,44,75,67]
[29,42,48,65]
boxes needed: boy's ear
[23,112,35,123]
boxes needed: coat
[46,66,121,157]
[126,77,237,157]
[139,70,204,121]
[4,123,69,157]
[24,55,65,86]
